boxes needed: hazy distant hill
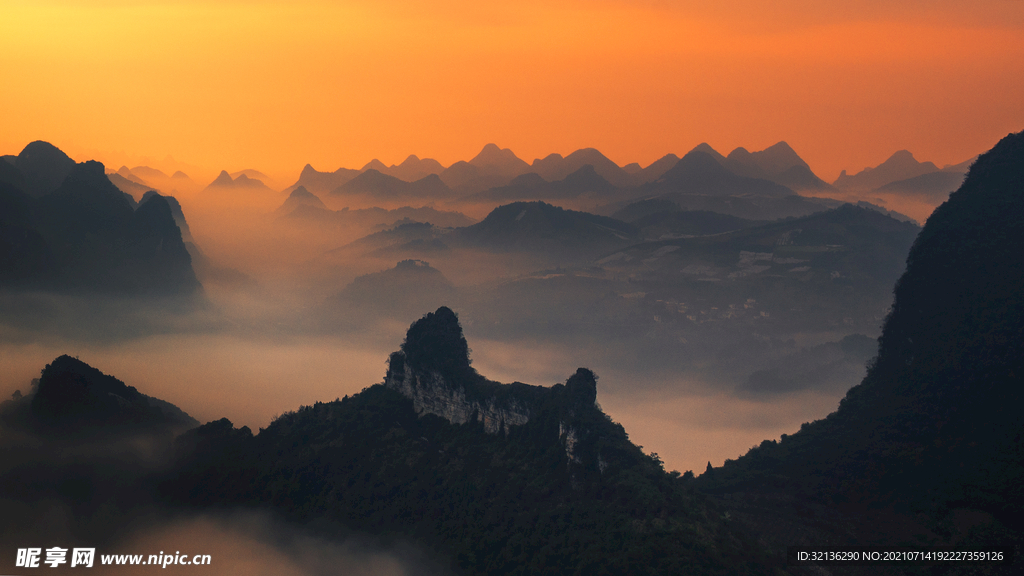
[699,130,1024,555]
[335,260,456,317]
[166,307,773,575]
[203,170,275,193]
[280,203,475,231]
[873,170,967,201]
[647,150,794,198]
[284,164,361,196]
[833,149,939,190]
[530,148,636,187]
[331,169,454,202]
[460,165,618,204]
[386,154,446,182]
[273,185,327,216]
[451,201,639,258]
[339,221,450,255]
[439,144,532,194]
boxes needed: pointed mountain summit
[651,150,793,197]
[468,143,531,177]
[15,141,77,198]
[361,158,389,173]
[274,185,327,215]
[209,170,234,187]
[531,148,634,187]
[834,149,939,190]
[285,164,360,196]
[166,307,773,574]
[388,154,446,182]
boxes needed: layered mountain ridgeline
[449,201,640,260]
[458,165,618,204]
[331,169,455,203]
[598,204,920,335]
[697,131,1024,553]
[611,199,766,239]
[0,142,201,296]
[165,307,774,575]
[0,355,197,436]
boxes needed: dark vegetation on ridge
[164,307,774,575]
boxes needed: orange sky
[2,0,1023,184]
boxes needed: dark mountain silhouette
[141,190,193,243]
[460,165,618,203]
[14,140,77,198]
[530,148,636,187]
[165,307,773,575]
[331,169,454,201]
[451,201,639,257]
[284,163,361,195]
[833,149,940,190]
[873,170,967,201]
[1,355,196,435]
[648,150,794,198]
[698,130,1024,554]
[0,151,202,295]
[273,185,327,216]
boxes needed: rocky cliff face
[384,357,532,434]
[383,307,598,453]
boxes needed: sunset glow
[3,0,1022,181]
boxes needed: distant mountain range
[834,149,976,199]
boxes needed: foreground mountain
[698,130,1024,557]
[167,307,773,575]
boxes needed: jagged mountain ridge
[166,307,774,575]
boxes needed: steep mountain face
[833,149,940,190]
[166,307,774,575]
[699,130,1024,543]
[0,149,202,295]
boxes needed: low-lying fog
[0,183,931,476]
